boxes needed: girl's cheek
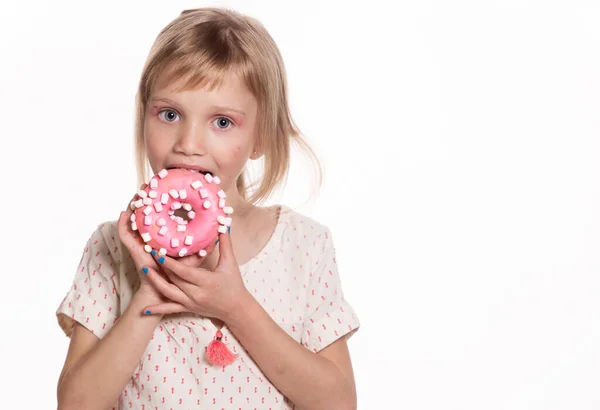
[228,145,243,159]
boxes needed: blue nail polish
[215,239,219,245]
[151,250,156,256]
[142,267,149,274]
[227,226,231,234]
[145,310,151,315]
[158,257,165,264]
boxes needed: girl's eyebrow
[209,105,246,117]
[150,97,179,106]
[149,97,246,117]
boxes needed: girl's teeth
[169,167,208,175]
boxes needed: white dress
[56,205,360,409]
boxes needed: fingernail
[215,239,219,245]
[145,310,151,315]
[158,257,165,264]
[151,250,156,256]
[142,267,149,274]
[227,226,231,234]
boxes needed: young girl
[56,7,359,410]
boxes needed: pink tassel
[206,330,237,366]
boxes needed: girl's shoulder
[275,205,333,247]
[279,204,327,227]
[81,219,122,253]
[82,219,119,239]
[79,219,135,274]
[56,219,133,339]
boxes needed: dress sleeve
[301,228,360,353]
[56,223,121,339]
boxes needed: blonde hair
[134,7,322,205]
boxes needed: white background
[1,0,599,408]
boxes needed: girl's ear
[250,149,262,160]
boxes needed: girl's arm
[227,291,357,410]
[57,292,163,410]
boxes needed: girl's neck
[223,188,267,232]
[226,190,256,215]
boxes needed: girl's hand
[168,236,218,269]
[142,229,249,321]
[117,188,170,307]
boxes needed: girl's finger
[216,227,236,269]
[163,266,195,294]
[178,240,217,268]
[154,254,210,284]
[143,265,191,305]
[124,184,147,212]
[143,302,188,316]
[117,211,139,256]
[177,252,204,268]
[118,208,164,275]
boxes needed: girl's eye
[213,116,233,130]
[158,109,180,122]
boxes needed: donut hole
[173,207,194,223]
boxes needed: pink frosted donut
[129,168,233,257]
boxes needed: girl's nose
[173,124,207,156]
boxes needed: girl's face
[144,72,259,206]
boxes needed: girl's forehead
[152,70,254,101]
